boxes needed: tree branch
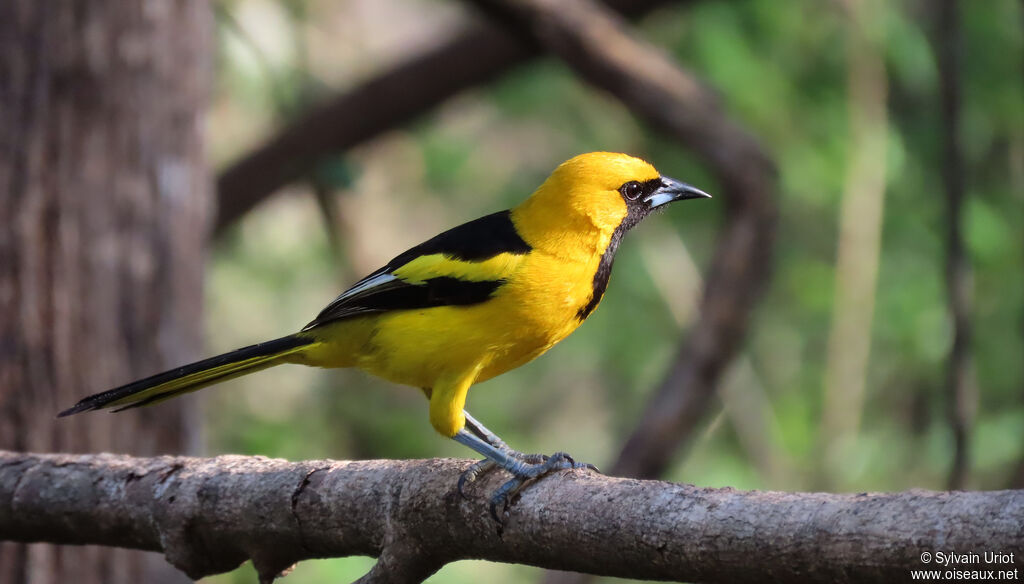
[2,451,1022,583]
[213,0,682,236]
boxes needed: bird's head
[513,152,710,247]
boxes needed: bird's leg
[463,410,545,462]
[460,410,559,492]
[458,411,547,496]
[453,419,597,521]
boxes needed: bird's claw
[458,459,496,498]
[458,449,548,497]
[481,452,597,522]
[453,423,599,522]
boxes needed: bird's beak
[644,176,712,209]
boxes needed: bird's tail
[58,334,316,417]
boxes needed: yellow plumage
[297,153,662,436]
[60,152,709,503]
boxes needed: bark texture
[1,451,1021,584]
[0,1,211,582]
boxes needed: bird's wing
[302,210,530,330]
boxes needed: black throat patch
[575,177,663,321]
[576,227,626,320]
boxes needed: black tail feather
[58,335,313,417]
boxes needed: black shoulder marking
[346,277,504,312]
[576,228,626,321]
[389,210,530,265]
[303,210,527,329]
[304,277,505,329]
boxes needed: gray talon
[453,412,599,523]
[458,459,496,497]
[485,452,587,522]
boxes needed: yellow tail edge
[58,335,316,416]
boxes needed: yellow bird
[60,152,710,514]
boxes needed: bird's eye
[620,181,643,201]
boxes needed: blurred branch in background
[719,357,794,484]
[216,3,295,117]
[5,451,1023,584]
[216,1,354,262]
[462,0,776,492]
[818,0,889,487]
[934,0,977,491]
[639,224,794,485]
[213,0,684,237]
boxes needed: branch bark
[213,0,682,236]
[464,0,777,481]
[2,451,1022,584]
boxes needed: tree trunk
[0,1,211,582]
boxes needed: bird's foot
[459,450,598,521]
[457,448,546,496]
[488,452,598,522]
[451,426,598,522]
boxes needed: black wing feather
[388,209,530,264]
[304,210,530,329]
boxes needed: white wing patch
[336,272,398,301]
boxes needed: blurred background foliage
[201,0,1022,582]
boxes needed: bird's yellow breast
[306,241,602,391]
[293,152,670,437]
[301,156,639,393]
